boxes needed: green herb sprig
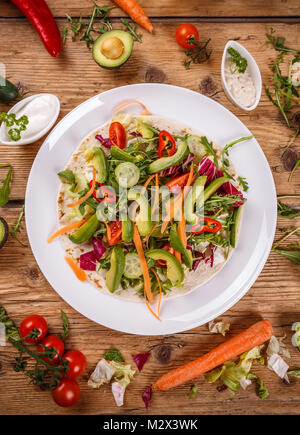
[10,205,27,247]
[104,348,125,362]
[184,37,212,69]
[272,226,300,264]
[277,195,300,218]
[0,113,29,141]
[227,47,248,73]
[266,28,300,54]
[120,18,142,43]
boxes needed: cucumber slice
[230,205,243,248]
[124,253,142,279]
[187,135,206,158]
[115,162,140,188]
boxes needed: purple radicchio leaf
[129,131,142,138]
[198,156,216,182]
[92,237,106,261]
[95,134,111,149]
[132,352,151,372]
[79,251,97,271]
[142,385,152,409]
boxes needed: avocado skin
[92,30,133,69]
[0,217,9,249]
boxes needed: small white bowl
[221,40,262,111]
[0,93,60,145]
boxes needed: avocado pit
[100,36,124,60]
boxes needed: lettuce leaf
[109,361,135,388]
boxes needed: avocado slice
[93,30,133,69]
[136,120,154,139]
[110,146,139,163]
[184,176,207,225]
[84,147,108,183]
[148,139,188,174]
[230,205,243,248]
[106,245,125,293]
[69,214,100,244]
[128,190,153,236]
[0,217,8,249]
[146,249,184,285]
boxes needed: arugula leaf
[184,37,212,69]
[227,47,248,73]
[120,18,142,43]
[272,226,300,264]
[0,164,12,206]
[277,198,300,219]
[237,176,249,192]
[200,136,218,167]
[0,306,20,342]
[104,348,125,362]
[221,136,252,173]
[289,158,300,182]
[60,310,69,341]
[266,28,300,54]
[10,205,27,247]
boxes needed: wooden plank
[0,22,299,200]
[0,207,300,415]
[1,0,300,18]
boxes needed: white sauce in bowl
[224,58,256,108]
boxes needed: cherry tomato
[109,122,126,149]
[175,24,199,49]
[89,180,117,204]
[52,378,80,408]
[19,315,48,344]
[107,219,122,246]
[38,335,65,365]
[62,350,87,379]
[156,243,176,267]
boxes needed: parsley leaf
[104,348,125,362]
[227,47,248,73]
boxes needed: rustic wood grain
[0,6,300,415]
[1,22,300,199]
[1,0,300,18]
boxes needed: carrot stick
[113,0,153,33]
[132,223,153,304]
[161,164,194,234]
[114,100,152,116]
[65,256,87,282]
[47,219,87,243]
[146,223,158,250]
[67,167,96,208]
[153,319,273,391]
[150,268,162,316]
[177,211,187,248]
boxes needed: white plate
[25,84,277,336]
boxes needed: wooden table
[0,0,300,416]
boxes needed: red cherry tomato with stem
[19,315,48,344]
[62,350,87,379]
[52,378,80,408]
[38,335,65,365]
[109,122,126,149]
[175,23,199,49]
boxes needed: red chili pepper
[11,0,62,57]
[166,173,190,193]
[191,217,222,235]
[158,131,176,158]
[107,220,122,246]
[89,181,117,204]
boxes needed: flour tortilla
[57,115,241,302]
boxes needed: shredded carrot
[150,268,162,316]
[65,256,87,282]
[174,250,182,264]
[132,223,153,304]
[153,319,274,391]
[178,212,187,248]
[114,100,152,116]
[113,0,153,33]
[161,164,194,234]
[146,223,158,250]
[47,219,87,243]
[67,167,96,208]
[144,295,161,321]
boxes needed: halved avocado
[93,30,133,69]
[0,217,9,249]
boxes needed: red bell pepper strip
[191,217,222,235]
[11,0,62,57]
[89,181,117,204]
[158,131,176,158]
[166,173,190,193]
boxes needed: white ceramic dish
[221,40,262,111]
[25,84,276,336]
[0,93,60,145]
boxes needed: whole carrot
[113,0,154,33]
[153,319,273,391]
